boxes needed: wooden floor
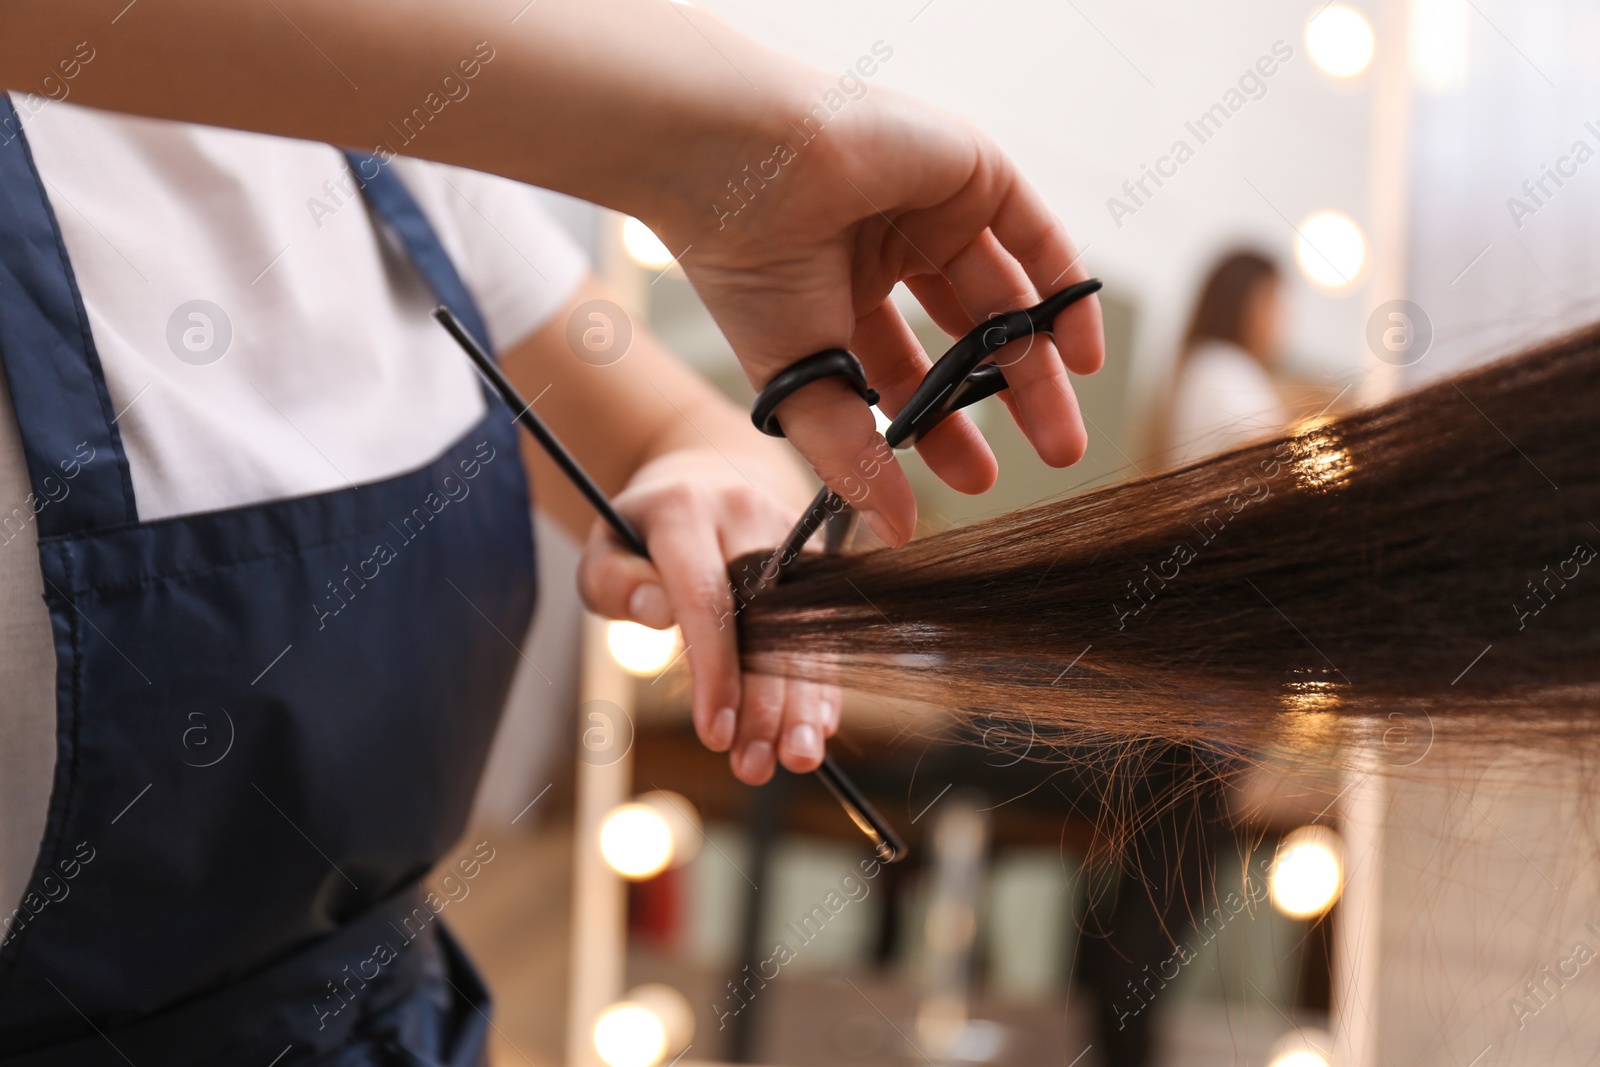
[444,821,576,1067]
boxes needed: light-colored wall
[1372,760,1600,1066]
[1406,0,1600,384]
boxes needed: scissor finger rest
[884,277,1103,447]
[751,278,1102,448]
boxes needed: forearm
[6,0,795,228]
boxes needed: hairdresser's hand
[577,449,837,785]
[654,83,1104,547]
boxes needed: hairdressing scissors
[433,308,910,862]
[748,277,1104,583]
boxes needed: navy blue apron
[0,99,538,1067]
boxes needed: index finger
[633,498,744,754]
[988,173,1104,376]
[944,229,1087,468]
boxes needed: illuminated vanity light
[1269,1047,1332,1067]
[598,793,701,881]
[627,984,696,1055]
[622,217,676,269]
[1270,825,1345,919]
[1295,211,1367,291]
[599,802,676,880]
[593,1002,668,1067]
[593,985,694,1067]
[1306,4,1375,79]
[606,620,682,677]
[1411,0,1470,94]
[1266,1027,1335,1067]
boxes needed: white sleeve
[393,158,590,354]
[1168,347,1288,465]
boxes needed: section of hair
[735,324,1600,753]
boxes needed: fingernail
[628,584,670,627]
[709,707,737,751]
[788,723,822,761]
[738,740,773,780]
[821,698,839,732]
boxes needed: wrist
[619,43,826,248]
[636,124,827,255]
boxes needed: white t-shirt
[1166,339,1288,465]
[0,97,587,920]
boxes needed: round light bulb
[593,1002,668,1067]
[599,802,675,880]
[638,790,702,868]
[1306,4,1376,78]
[1266,1027,1335,1067]
[622,217,675,269]
[1295,211,1367,290]
[1270,826,1345,919]
[626,984,696,1055]
[605,620,681,677]
[1271,1053,1331,1067]
[1411,0,1470,94]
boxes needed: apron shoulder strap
[342,152,495,357]
[0,95,138,537]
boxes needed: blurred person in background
[1161,250,1288,465]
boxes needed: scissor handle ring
[751,348,880,437]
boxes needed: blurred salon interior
[244,2,1600,1066]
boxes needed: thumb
[577,524,673,628]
